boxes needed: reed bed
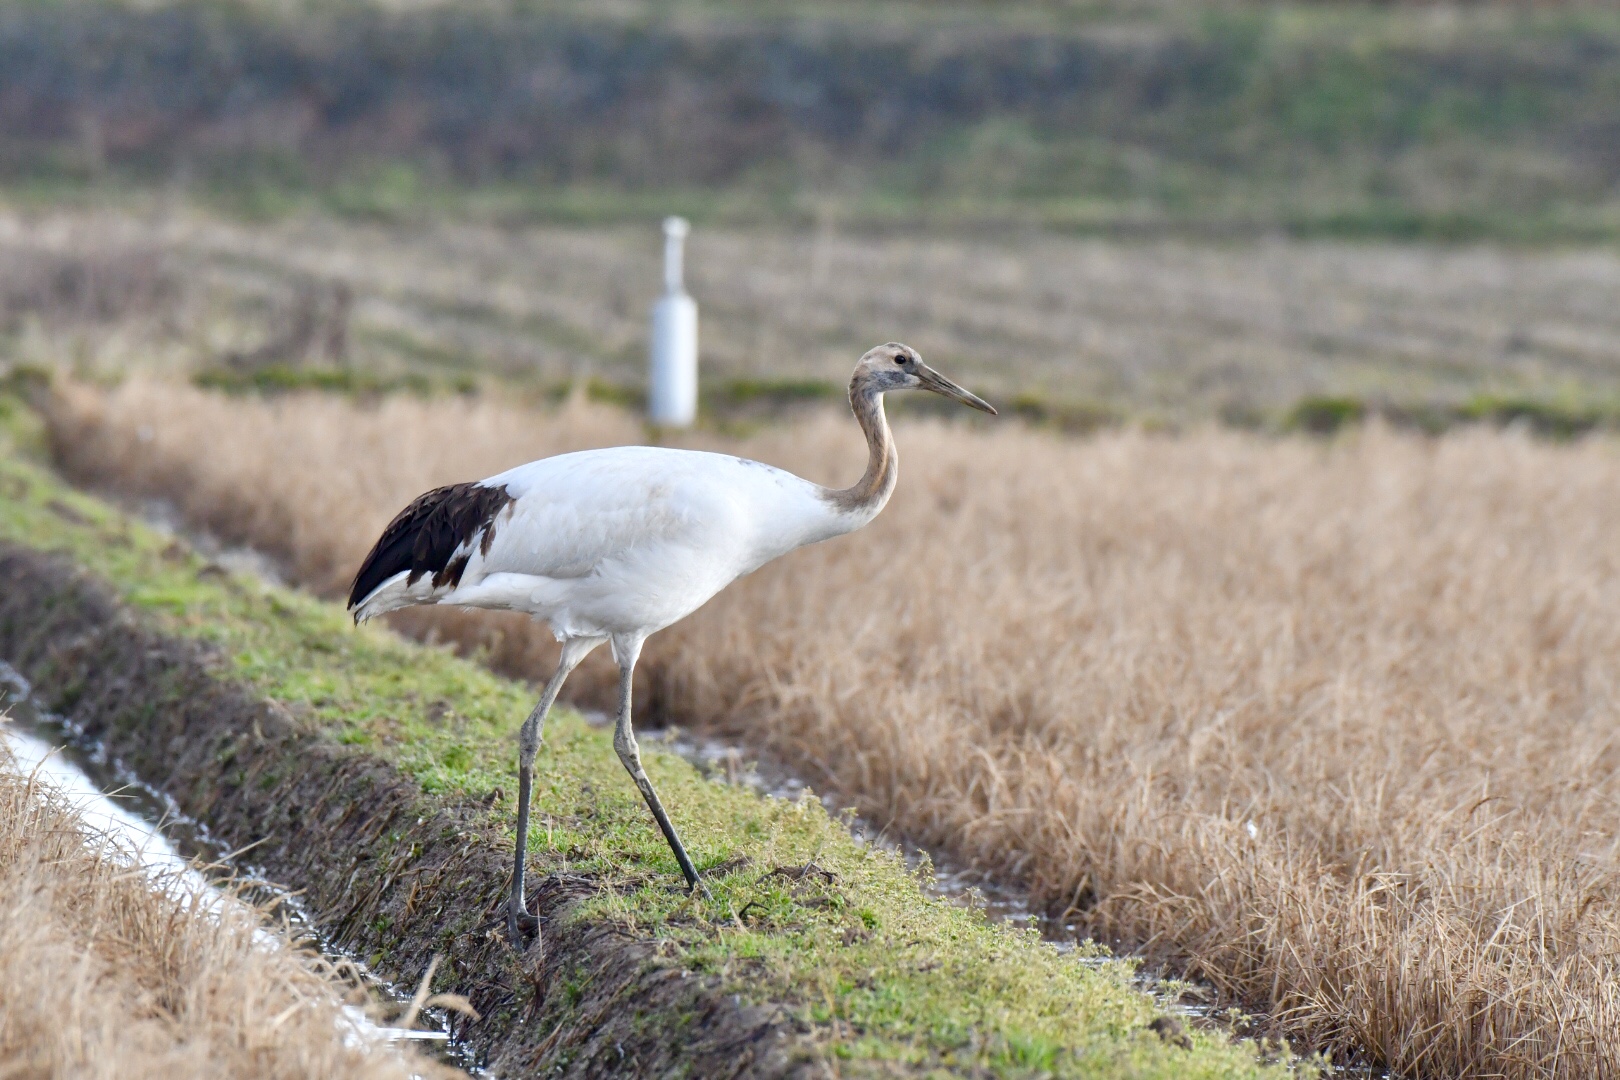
[43,377,1620,1078]
[0,728,459,1080]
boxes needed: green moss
[1009,393,1122,436]
[1274,393,1620,440]
[1282,396,1367,436]
[706,377,841,410]
[191,364,476,398]
[1457,395,1608,440]
[0,398,1307,1078]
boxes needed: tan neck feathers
[823,374,897,517]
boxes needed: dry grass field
[8,207,1620,418]
[0,732,459,1080]
[43,376,1620,1079]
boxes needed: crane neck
[821,375,897,523]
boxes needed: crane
[347,343,995,947]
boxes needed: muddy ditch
[0,658,477,1071]
[0,543,816,1078]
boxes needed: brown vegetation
[0,730,459,1080]
[44,376,1620,1078]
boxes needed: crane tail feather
[347,481,515,619]
[350,571,428,624]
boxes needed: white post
[648,216,698,427]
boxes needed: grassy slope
[0,393,1302,1078]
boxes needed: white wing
[438,446,838,637]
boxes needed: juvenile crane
[347,344,995,946]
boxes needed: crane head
[855,343,996,415]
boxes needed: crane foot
[506,904,540,951]
[687,872,713,900]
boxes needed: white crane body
[347,343,994,949]
[351,445,864,638]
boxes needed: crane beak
[916,364,997,415]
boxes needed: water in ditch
[0,660,483,1077]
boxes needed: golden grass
[0,730,460,1080]
[44,377,1620,1078]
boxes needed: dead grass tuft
[44,377,1620,1078]
[0,727,459,1080]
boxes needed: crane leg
[610,635,705,892]
[508,635,603,950]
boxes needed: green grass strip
[0,395,1305,1078]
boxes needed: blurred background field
[11,207,1620,428]
[9,0,1620,242]
[9,1,1620,1077]
[4,0,1620,426]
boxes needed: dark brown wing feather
[347,482,514,614]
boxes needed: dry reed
[44,377,1620,1078]
[0,724,460,1080]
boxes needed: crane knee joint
[613,728,639,765]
